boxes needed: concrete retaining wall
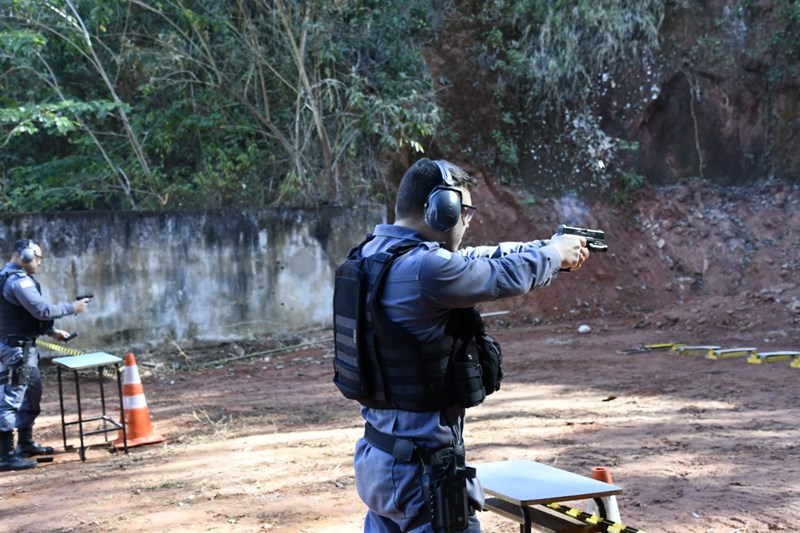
[0,206,385,353]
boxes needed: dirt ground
[2,180,800,533]
[0,322,798,533]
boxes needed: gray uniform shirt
[353,224,562,527]
[0,262,75,337]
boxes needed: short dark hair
[395,158,476,220]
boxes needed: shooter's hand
[550,233,589,271]
[51,329,71,341]
[73,298,90,314]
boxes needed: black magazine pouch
[453,338,486,408]
[446,308,486,409]
[473,310,503,396]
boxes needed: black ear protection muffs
[423,160,463,231]
[19,240,36,264]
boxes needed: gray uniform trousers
[0,343,42,432]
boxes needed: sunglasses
[462,203,477,223]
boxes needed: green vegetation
[138,479,185,491]
[1,0,445,210]
[469,1,685,192]
[1,1,796,211]
[474,0,674,111]
[768,0,800,80]
[696,0,800,81]
[614,171,646,204]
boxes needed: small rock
[578,324,592,334]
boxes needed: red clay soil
[2,179,800,533]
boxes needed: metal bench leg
[98,365,108,441]
[73,370,86,461]
[116,363,128,455]
[58,365,67,450]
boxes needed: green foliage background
[1,0,798,211]
[1,0,444,210]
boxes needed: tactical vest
[333,239,489,412]
[0,270,52,339]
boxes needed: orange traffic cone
[587,466,621,522]
[113,353,165,448]
[590,466,614,483]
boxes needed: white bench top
[52,352,122,370]
[477,459,623,506]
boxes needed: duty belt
[3,337,35,348]
[363,423,462,464]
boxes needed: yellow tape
[585,514,601,525]
[545,502,648,533]
[35,339,84,356]
[644,343,683,351]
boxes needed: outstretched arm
[10,278,82,320]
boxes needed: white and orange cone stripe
[113,353,165,448]
[121,360,149,410]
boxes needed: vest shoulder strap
[0,269,24,294]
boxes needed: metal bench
[707,347,757,360]
[477,460,623,533]
[53,352,128,461]
[747,350,800,364]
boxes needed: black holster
[426,446,476,532]
[8,360,31,387]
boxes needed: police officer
[0,239,89,472]
[333,158,589,532]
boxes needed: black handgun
[65,294,93,344]
[556,224,608,253]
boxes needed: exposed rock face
[463,175,800,339]
[636,1,800,185]
[427,1,799,193]
[404,3,800,338]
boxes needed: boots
[0,430,36,472]
[15,428,54,457]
